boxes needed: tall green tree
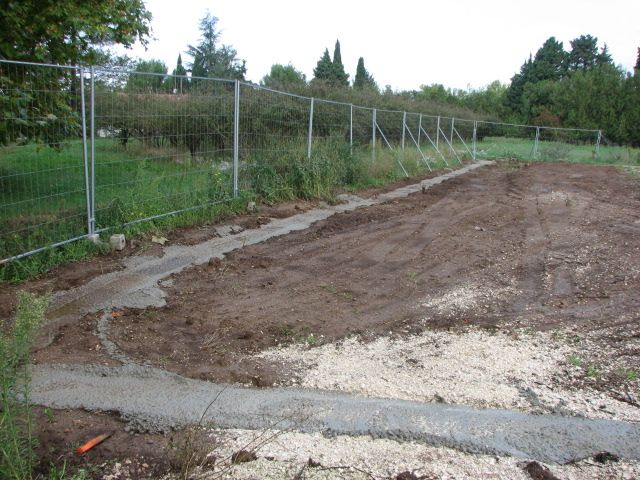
[567,34,599,71]
[0,0,151,64]
[331,40,349,87]
[353,57,377,90]
[635,47,640,72]
[187,12,246,81]
[505,55,534,114]
[313,48,334,82]
[530,37,567,81]
[164,54,188,93]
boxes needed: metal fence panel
[90,69,236,232]
[0,61,89,263]
[0,59,609,264]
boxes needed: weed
[406,271,419,289]
[305,333,318,346]
[625,369,638,382]
[320,283,338,294]
[43,407,55,423]
[0,292,49,480]
[567,354,583,367]
[586,366,601,378]
[46,461,90,480]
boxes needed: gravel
[255,327,640,422]
[190,429,640,480]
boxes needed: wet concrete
[31,363,640,464]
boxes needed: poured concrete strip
[31,362,640,465]
[44,161,493,332]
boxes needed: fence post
[436,115,440,150]
[418,114,422,148]
[307,97,314,160]
[350,104,353,155]
[372,109,377,161]
[79,66,92,236]
[472,120,477,161]
[402,111,406,151]
[450,118,455,155]
[233,80,240,197]
[533,126,540,159]
[595,130,602,157]
[89,66,96,234]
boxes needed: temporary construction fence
[0,59,605,264]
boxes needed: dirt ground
[3,161,640,478]
[101,162,640,395]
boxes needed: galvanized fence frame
[0,59,603,264]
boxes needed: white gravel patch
[420,283,518,315]
[255,328,640,421]
[192,429,640,480]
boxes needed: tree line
[1,1,639,147]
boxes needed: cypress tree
[353,57,376,90]
[331,39,349,87]
[313,48,333,81]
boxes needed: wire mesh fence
[0,61,90,263]
[0,59,611,264]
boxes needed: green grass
[475,136,640,165]
[1,133,638,284]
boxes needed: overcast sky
[120,0,640,91]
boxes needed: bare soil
[100,162,640,393]
[4,161,640,477]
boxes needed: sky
[118,0,640,92]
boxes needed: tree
[505,55,534,115]
[126,59,167,92]
[567,35,599,71]
[331,40,349,87]
[353,57,377,90]
[636,47,640,73]
[187,12,246,81]
[530,37,567,81]
[312,40,349,87]
[313,48,333,82]
[0,0,151,64]
[261,64,306,90]
[164,54,188,93]
[596,44,613,66]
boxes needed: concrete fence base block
[109,234,126,251]
[87,234,101,245]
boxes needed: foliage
[331,40,349,87]
[0,0,151,65]
[567,35,599,72]
[186,12,246,81]
[417,81,507,118]
[313,49,334,83]
[164,54,189,93]
[501,33,640,145]
[312,40,348,87]
[126,59,168,92]
[1,292,49,479]
[353,57,377,91]
[0,63,80,147]
[261,64,307,90]
[0,0,151,147]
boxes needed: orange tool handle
[75,432,113,455]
